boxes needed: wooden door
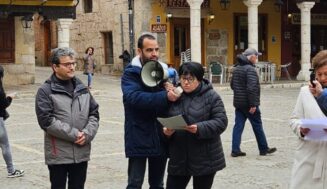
[0,17,15,63]
[234,14,268,62]
[170,18,190,68]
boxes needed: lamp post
[220,0,230,10]
[21,15,33,29]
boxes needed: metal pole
[128,0,134,57]
[120,13,124,52]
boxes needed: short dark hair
[137,33,156,49]
[85,47,94,54]
[50,47,76,65]
[312,50,327,70]
[178,62,204,81]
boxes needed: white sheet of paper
[157,115,187,130]
[301,118,327,141]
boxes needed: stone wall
[206,29,228,66]
[70,0,130,75]
[3,17,35,86]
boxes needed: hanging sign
[151,24,167,33]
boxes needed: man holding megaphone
[121,33,180,189]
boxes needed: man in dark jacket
[230,48,276,157]
[121,33,179,189]
[35,47,99,189]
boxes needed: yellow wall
[150,0,281,66]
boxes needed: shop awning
[0,0,78,19]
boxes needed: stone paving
[0,67,307,189]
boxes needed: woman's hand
[309,81,323,97]
[185,124,197,134]
[163,127,175,137]
[300,127,310,136]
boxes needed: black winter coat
[230,54,260,109]
[0,82,11,119]
[166,80,228,176]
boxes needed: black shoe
[231,151,246,157]
[260,147,277,156]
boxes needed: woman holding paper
[290,50,327,189]
[163,62,228,189]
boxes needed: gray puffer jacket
[166,79,228,176]
[35,74,99,165]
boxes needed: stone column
[296,1,315,81]
[56,19,73,48]
[243,0,262,51]
[187,0,204,63]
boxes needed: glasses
[59,62,77,68]
[180,76,195,83]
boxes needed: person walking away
[35,47,100,189]
[83,47,96,89]
[121,33,179,189]
[0,65,24,178]
[163,62,228,189]
[230,48,277,157]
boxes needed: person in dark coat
[0,65,24,178]
[121,33,179,189]
[163,62,228,189]
[230,48,276,157]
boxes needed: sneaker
[7,169,25,178]
[231,151,246,157]
[260,147,277,156]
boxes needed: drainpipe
[128,0,135,58]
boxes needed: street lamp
[274,0,284,12]
[208,13,215,24]
[219,0,230,10]
[21,15,33,29]
[166,12,172,22]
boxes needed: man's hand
[163,82,174,91]
[309,81,323,97]
[249,107,256,114]
[167,90,179,102]
[185,124,197,134]
[75,131,86,145]
[163,127,175,137]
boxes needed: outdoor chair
[278,62,292,80]
[209,62,224,84]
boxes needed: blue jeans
[0,118,14,173]
[127,156,167,189]
[232,107,268,153]
[87,73,93,87]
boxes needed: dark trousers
[166,173,216,189]
[48,161,88,189]
[127,156,167,189]
[232,107,269,153]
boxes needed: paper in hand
[157,115,187,130]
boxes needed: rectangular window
[83,0,93,13]
[103,32,114,64]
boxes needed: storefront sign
[209,33,220,40]
[292,13,327,25]
[166,0,209,8]
[151,24,167,33]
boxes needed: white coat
[290,86,327,189]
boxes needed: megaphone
[141,60,177,87]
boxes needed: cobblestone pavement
[0,67,306,189]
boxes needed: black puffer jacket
[231,54,260,109]
[0,84,11,119]
[166,79,228,176]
